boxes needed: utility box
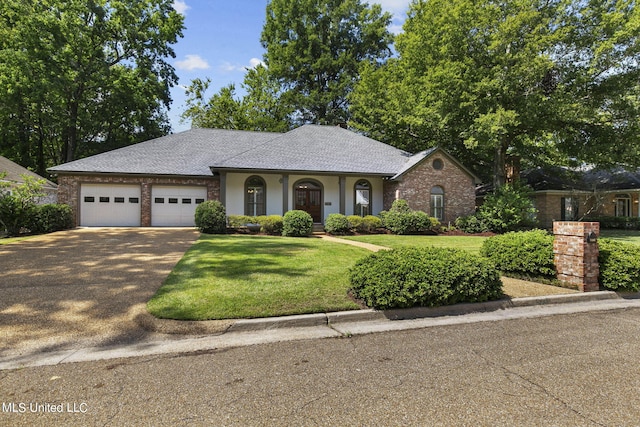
[553,222,600,292]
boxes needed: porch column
[219,172,227,206]
[281,174,289,215]
[339,176,346,215]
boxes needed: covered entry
[294,180,322,223]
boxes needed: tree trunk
[65,100,79,163]
[492,141,508,189]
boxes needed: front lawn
[147,234,369,320]
[600,229,640,245]
[343,234,489,254]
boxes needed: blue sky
[169,0,412,132]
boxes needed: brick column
[553,222,600,292]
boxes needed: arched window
[245,176,266,216]
[430,186,444,221]
[354,180,371,217]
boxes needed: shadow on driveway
[0,228,199,359]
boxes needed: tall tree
[0,0,183,175]
[350,0,640,187]
[182,65,293,132]
[261,0,393,125]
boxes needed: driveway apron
[0,228,199,360]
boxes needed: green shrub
[347,215,364,231]
[480,229,555,278]
[455,214,490,233]
[350,247,502,310]
[598,239,640,291]
[258,215,284,235]
[30,204,74,234]
[325,213,351,235]
[0,196,33,236]
[362,215,382,232]
[227,215,257,228]
[382,204,438,234]
[282,210,313,237]
[195,200,227,234]
[477,183,537,233]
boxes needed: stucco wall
[224,173,384,222]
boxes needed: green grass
[0,235,38,245]
[343,234,489,254]
[600,229,640,245]
[147,234,370,320]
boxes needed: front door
[294,181,322,223]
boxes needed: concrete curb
[136,290,626,334]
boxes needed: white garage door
[80,184,141,226]
[151,186,207,227]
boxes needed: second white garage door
[151,186,207,227]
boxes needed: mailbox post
[553,222,600,292]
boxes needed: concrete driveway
[0,228,199,359]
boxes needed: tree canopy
[350,0,640,186]
[0,0,184,176]
[182,65,293,133]
[261,0,393,125]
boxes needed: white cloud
[175,54,210,71]
[172,0,190,15]
[376,0,411,34]
[219,58,266,73]
[248,58,266,69]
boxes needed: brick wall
[383,153,476,224]
[553,221,600,292]
[57,174,219,226]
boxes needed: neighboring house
[0,156,58,204]
[48,125,480,227]
[521,166,640,228]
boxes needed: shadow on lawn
[173,235,314,281]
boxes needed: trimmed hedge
[195,200,227,234]
[350,247,503,310]
[325,213,351,235]
[380,199,439,235]
[258,215,284,235]
[480,229,555,278]
[227,215,284,235]
[282,210,313,237]
[598,239,640,291]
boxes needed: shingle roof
[49,125,444,178]
[0,156,57,189]
[520,166,640,192]
[211,125,412,175]
[49,128,279,176]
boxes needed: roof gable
[391,147,481,183]
[0,156,57,189]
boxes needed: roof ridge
[209,129,287,166]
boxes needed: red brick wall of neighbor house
[535,193,639,228]
[57,174,219,226]
[383,155,476,224]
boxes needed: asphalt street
[3,307,640,426]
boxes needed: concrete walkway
[316,234,390,252]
